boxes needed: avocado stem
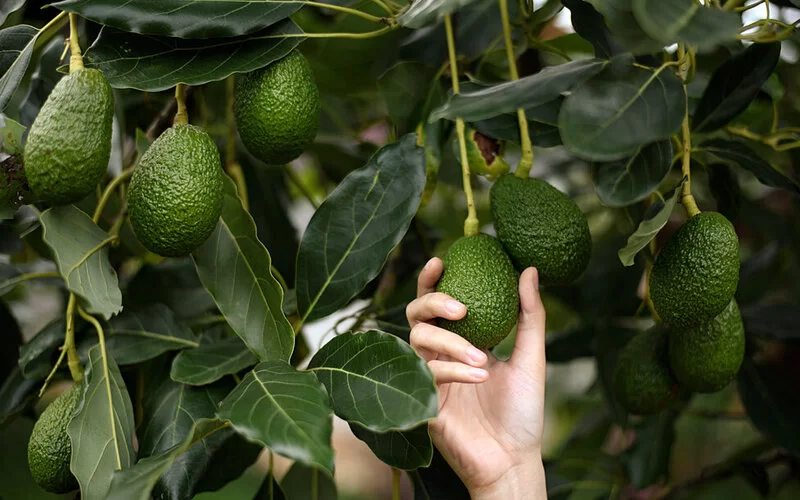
[174,83,189,125]
[68,13,83,73]
[497,0,534,178]
[444,15,480,237]
[679,93,700,218]
[64,294,84,383]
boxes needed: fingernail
[423,258,434,270]
[445,300,464,314]
[469,368,488,381]
[467,347,486,364]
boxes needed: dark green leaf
[559,62,685,161]
[54,0,300,39]
[410,448,469,500]
[632,0,742,51]
[171,337,258,386]
[217,360,334,473]
[254,468,287,500]
[68,344,136,499]
[430,58,608,122]
[295,134,425,322]
[350,422,433,470]
[379,61,437,135]
[472,98,563,148]
[18,320,64,380]
[0,25,37,112]
[0,367,36,426]
[592,140,673,207]
[708,163,741,220]
[19,35,65,128]
[617,179,684,266]
[0,300,22,384]
[0,417,70,498]
[693,43,781,133]
[40,205,123,320]
[307,330,437,431]
[126,259,215,319]
[0,0,25,25]
[190,432,263,497]
[741,303,800,342]
[280,462,337,500]
[85,20,303,91]
[0,114,25,154]
[193,177,295,363]
[700,139,800,194]
[587,0,664,54]
[625,409,678,488]
[397,0,483,29]
[562,0,625,58]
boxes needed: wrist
[469,455,546,500]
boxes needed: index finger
[417,258,443,297]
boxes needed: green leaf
[693,43,781,133]
[0,114,25,154]
[587,0,664,54]
[625,409,678,488]
[85,20,303,91]
[592,140,673,207]
[0,300,22,384]
[18,320,64,380]
[0,25,37,112]
[280,462,337,500]
[307,330,437,431]
[53,0,300,39]
[68,345,136,500]
[171,337,258,386]
[617,179,684,266]
[632,0,741,51]
[397,0,484,29]
[254,468,287,500]
[0,367,37,426]
[378,61,438,135]
[708,164,741,221]
[559,62,685,161]
[699,139,800,194]
[295,134,425,323]
[563,0,625,58]
[126,259,215,319]
[0,0,25,25]
[472,98,563,148]
[19,35,65,128]
[349,423,433,470]
[217,360,334,473]
[430,58,608,122]
[40,205,123,320]
[193,176,294,363]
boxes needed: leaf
[410,448,469,500]
[68,344,136,500]
[378,61,438,135]
[559,62,685,161]
[632,0,742,51]
[430,58,608,122]
[625,409,678,488]
[708,163,741,221]
[254,468,287,500]
[472,97,563,148]
[193,176,294,363]
[592,140,673,207]
[280,462,337,500]
[19,35,65,128]
[397,0,484,29]
[562,0,625,58]
[0,0,25,25]
[18,320,65,380]
[85,20,303,91]
[126,259,215,319]
[693,43,781,133]
[617,179,684,266]
[741,303,800,342]
[40,205,123,319]
[171,337,258,386]
[700,139,800,194]
[295,134,425,322]
[53,0,300,39]
[349,422,433,470]
[217,360,334,473]
[0,24,37,112]
[0,114,25,154]
[0,300,22,384]
[0,367,37,426]
[587,0,664,54]
[307,330,437,431]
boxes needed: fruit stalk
[63,295,84,383]
[498,0,534,179]
[68,13,83,72]
[174,83,189,125]
[677,45,700,217]
[444,15,479,237]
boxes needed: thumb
[510,267,546,370]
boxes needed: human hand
[406,258,547,499]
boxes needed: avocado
[490,174,591,285]
[127,124,223,257]
[235,50,320,165]
[649,212,739,327]
[668,299,744,393]
[28,382,83,493]
[613,327,677,415]
[24,68,114,205]
[436,234,519,348]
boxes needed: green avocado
[235,50,320,165]
[24,68,114,205]
[436,234,519,349]
[668,299,745,393]
[490,174,591,285]
[613,327,678,415]
[650,212,739,327]
[127,124,223,257]
[28,382,83,493]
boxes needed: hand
[406,258,547,499]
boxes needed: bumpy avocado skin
[436,234,520,349]
[234,50,320,165]
[28,382,83,493]
[127,124,223,257]
[613,327,678,415]
[650,212,740,327]
[668,299,745,393]
[24,68,114,205]
[490,174,591,285]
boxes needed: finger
[410,323,488,367]
[417,258,443,297]
[406,292,466,327]
[427,360,488,385]
[510,267,546,369]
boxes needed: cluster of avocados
[436,172,592,349]
[613,211,743,415]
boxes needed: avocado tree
[2,0,800,498]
